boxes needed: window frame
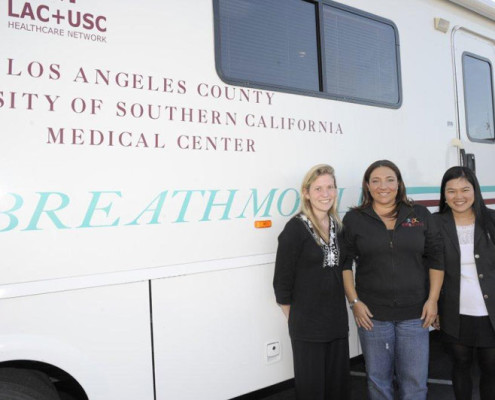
[213,0,402,109]
[461,51,495,144]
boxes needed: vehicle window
[215,0,401,108]
[217,0,319,91]
[322,5,399,104]
[463,53,495,141]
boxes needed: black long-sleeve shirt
[433,209,495,338]
[342,204,444,321]
[273,215,348,342]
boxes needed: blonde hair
[300,164,342,242]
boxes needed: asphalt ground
[234,331,481,400]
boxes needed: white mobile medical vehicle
[1,0,495,398]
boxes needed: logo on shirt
[401,217,424,228]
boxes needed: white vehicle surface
[1,0,495,399]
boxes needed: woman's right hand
[352,301,374,331]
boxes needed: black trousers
[445,343,495,400]
[291,337,350,400]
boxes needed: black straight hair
[439,166,495,241]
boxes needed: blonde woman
[273,164,350,400]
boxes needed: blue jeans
[358,318,429,400]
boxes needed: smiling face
[445,177,475,217]
[304,174,337,218]
[367,166,399,208]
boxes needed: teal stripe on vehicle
[406,186,495,195]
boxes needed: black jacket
[433,209,495,338]
[273,216,348,342]
[343,204,444,321]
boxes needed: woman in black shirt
[342,160,444,400]
[433,166,495,400]
[273,164,349,400]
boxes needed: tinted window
[463,54,495,141]
[322,5,399,104]
[218,0,319,91]
[215,0,401,108]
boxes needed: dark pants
[291,337,350,400]
[443,315,495,400]
[446,343,495,400]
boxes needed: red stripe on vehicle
[414,200,439,207]
[415,198,495,207]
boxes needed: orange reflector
[254,220,272,228]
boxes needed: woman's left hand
[421,299,438,328]
[432,315,440,330]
